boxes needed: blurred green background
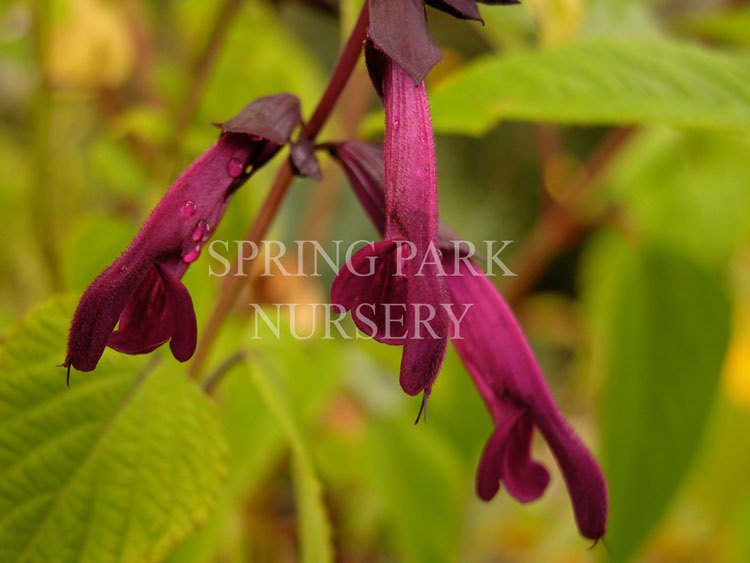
[1,0,750,561]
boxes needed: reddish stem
[189,4,370,378]
[175,0,245,136]
[502,127,636,306]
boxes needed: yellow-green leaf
[587,241,730,561]
[0,299,226,563]
[430,39,750,135]
[246,351,333,563]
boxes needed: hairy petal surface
[384,60,448,395]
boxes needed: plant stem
[30,0,62,292]
[502,127,636,306]
[301,7,370,140]
[202,350,247,395]
[299,67,372,271]
[189,3,370,379]
[171,0,244,154]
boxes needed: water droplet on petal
[181,201,197,218]
[182,245,201,264]
[392,119,400,131]
[191,220,210,242]
[227,158,244,178]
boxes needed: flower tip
[399,341,445,396]
[475,470,500,502]
[563,462,607,541]
[169,325,197,363]
[546,432,609,541]
[58,358,73,387]
[577,499,608,541]
[64,332,104,373]
[413,391,430,425]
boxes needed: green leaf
[246,351,333,563]
[363,420,464,563]
[167,328,344,563]
[728,491,750,563]
[429,38,750,135]
[0,299,226,563]
[602,129,750,267]
[589,240,730,561]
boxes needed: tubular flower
[65,94,302,374]
[333,0,524,398]
[331,60,448,399]
[329,140,608,540]
[443,255,608,540]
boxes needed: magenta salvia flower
[443,255,608,540]
[65,94,302,375]
[331,60,448,400]
[332,0,526,401]
[329,139,608,540]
